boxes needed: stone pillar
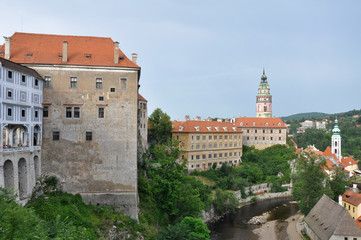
[132,53,138,64]
[114,42,119,64]
[4,37,11,60]
[62,41,68,63]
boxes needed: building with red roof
[172,120,242,171]
[1,32,141,219]
[234,117,287,149]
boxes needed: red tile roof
[172,120,242,133]
[356,216,361,229]
[235,117,287,128]
[0,32,139,68]
[341,157,358,168]
[138,93,148,102]
[343,190,361,206]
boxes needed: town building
[339,190,361,220]
[304,194,361,240]
[172,120,242,171]
[0,32,141,219]
[137,93,148,153]
[0,57,43,202]
[234,117,287,150]
[256,68,272,118]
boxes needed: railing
[2,146,41,152]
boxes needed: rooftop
[172,120,242,133]
[235,117,286,128]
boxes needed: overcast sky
[2,1,361,120]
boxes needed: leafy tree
[148,108,173,144]
[213,188,238,214]
[292,153,328,215]
[181,217,210,240]
[329,167,348,201]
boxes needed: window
[279,130,282,133]
[214,154,217,158]
[22,75,26,83]
[230,152,232,156]
[196,136,200,140]
[247,137,250,140]
[86,131,92,141]
[353,207,355,213]
[7,91,12,98]
[279,137,281,141]
[271,130,273,133]
[99,96,104,101]
[98,107,104,118]
[21,109,26,117]
[202,144,206,149]
[214,136,217,140]
[202,135,206,140]
[255,130,257,133]
[247,129,249,133]
[35,79,39,86]
[263,137,265,140]
[196,145,200,149]
[219,135,223,140]
[70,77,77,88]
[225,135,227,139]
[44,76,51,88]
[255,137,258,140]
[209,136,212,140]
[96,78,102,89]
[202,154,206,159]
[208,154,212,158]
[43,106,49,117]
[66,107,72,118]
[74,107,80,118]
[349,205,351,210]
[271,137,273,140]
[225,153,228,157]
[263,130,265,133]
[53,131,60,141]
[120,78,127,89]
[7,108,12,116]
[8,70,12,79]
[110,87,116,92]
[196,155,200,160]
[35,110,39,118]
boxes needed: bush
[213,188,238,214]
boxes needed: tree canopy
[148,108,173,144]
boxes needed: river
[209,197,299,240]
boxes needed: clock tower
[331,118,341,160]
[256,68,272,118]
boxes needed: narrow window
[70,77,77,88]
[66,107,72,118]
[7,91,12,98]
[35,79,39,86]
[255,130,257,133]
[96,78,102,89]
[86,131,92,141]
[98,107,104,118]
[21,109,26,117]
[271,130,273,133]
[74,107,80,118]
[8,71,12,79]
[44,76,51,88]
[22,75,26,83]
[43,106,49,118]
[7,108,12,116]
[110,88,115,92]
[35,110,39,118]
[120,78,127,89]
[279,130,282,133]
[53,131,60,141]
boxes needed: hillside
[281,112,330,121]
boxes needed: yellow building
[340,190,361,220]
[172,120,242,171]
[235,117,287,150]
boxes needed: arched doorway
[18,158,27,199]
[4,160,14,190]
[34,156,40,180]
[34,125,41,146]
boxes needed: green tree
[180,217,210,240]
[329,167,348,201]
[148,108,173,144]
[292,153,327,215]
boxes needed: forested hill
[281,112,329,121]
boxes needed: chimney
[132,53,138,64]
[185,115,190,121]
[196,116,201,121]
[4,37,11,60]
[62,41,68,63]
[338,195,343,205]
[114,41,119,65]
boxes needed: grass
[192,176,216,186]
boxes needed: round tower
[331,118,341,160]
[256,68,272,118]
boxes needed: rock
[248,215,266,225]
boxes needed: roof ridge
[13,32,112,40]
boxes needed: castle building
[235,117,287,150]
[0,57,43,202]
[138,93,148,151]
[332,118,341,160]
[0,33,141,219]
[172,120,242,171]
[256,68,272,118]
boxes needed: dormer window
[265,122,269,126]
[278,122,281,126]
[195,126,200,131]
[240,122,243,126]
[215,127,219,131]
[58,53,62,58]
[207,127,212,131]
[223,127,227,131]
[26,53,33,57]
[85,54,92,59]
[232,127,237,131]
[253,122,256,126]
[179,126,184,131]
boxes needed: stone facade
[138,94,148,150]
[235,117,287,150]
[1,32,141,219]
[172,120,242,171]
[0,57,43,203]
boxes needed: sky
[2,0,361,120]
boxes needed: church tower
[332,118,341,160]
[256,68,272,118]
